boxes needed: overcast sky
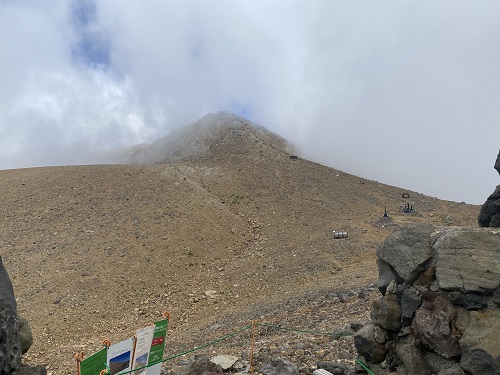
[1,1,499,204]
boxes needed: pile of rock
[0,256,45,375]
[354,224,500,375]
[167,354,354,375]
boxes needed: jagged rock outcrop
[0,257,43,375]
[478,186,500,227]
[355,225,500,375]
[478,150,500,227]
[0,256,21,374]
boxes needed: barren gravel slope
[0,114,479,374]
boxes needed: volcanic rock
[259,357,299,375]
[376,224,433,284]
[478,186,500,227]
[411,292,461,358]
[459,309,500,375]
[353,324,387,364]
[478,150,500,227]
[370,294,401,332]
[0,256,21,374]
[434,229,500,293]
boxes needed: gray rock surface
[411,292,461,358]
[437,364,465,375]
[424,351,460,375]
[312,369,333,375]
[395,335,432,375]
[459,309,500,375]
[10,365,47,375]
[460,347,499,375]
[353,324,387,364]
[434,229,500,292]
[0,256,22,374]
[18,317,33,355]
[461,294,488,310]
[316,362,351,375]
[187,354,223,375]
[376,259,403,295]
[259,358,299,375]
[400,288,422,326]
[493,287,500,307]
[210,355,238,371]
[377,224,433,283]
[370,294,401,332]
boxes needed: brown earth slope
[0,113,478,374]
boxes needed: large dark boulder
[478,185,500,227]
[353,324,387,364]
[478,150,500,227]
[0,256,22,374]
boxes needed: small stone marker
[313,369,334,375]
[210,355,239,370]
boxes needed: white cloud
[0,0,498,203]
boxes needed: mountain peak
[127,112,296,164]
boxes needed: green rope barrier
[355,357,377,375]
[161,324,253,362]
[257,323,353,337]
[102,324,253,375]
[95,322,357,375]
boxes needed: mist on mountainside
[125,112,299,165]
[1,110,495,205]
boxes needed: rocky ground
[0,114,479,374]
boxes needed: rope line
[355,357,377,375]
[85,322,360,375]
[256,323,353,337]
[161,324,253,363]
[103,325,253,375]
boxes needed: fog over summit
[126,112,296,165]
[1,1,498,204]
